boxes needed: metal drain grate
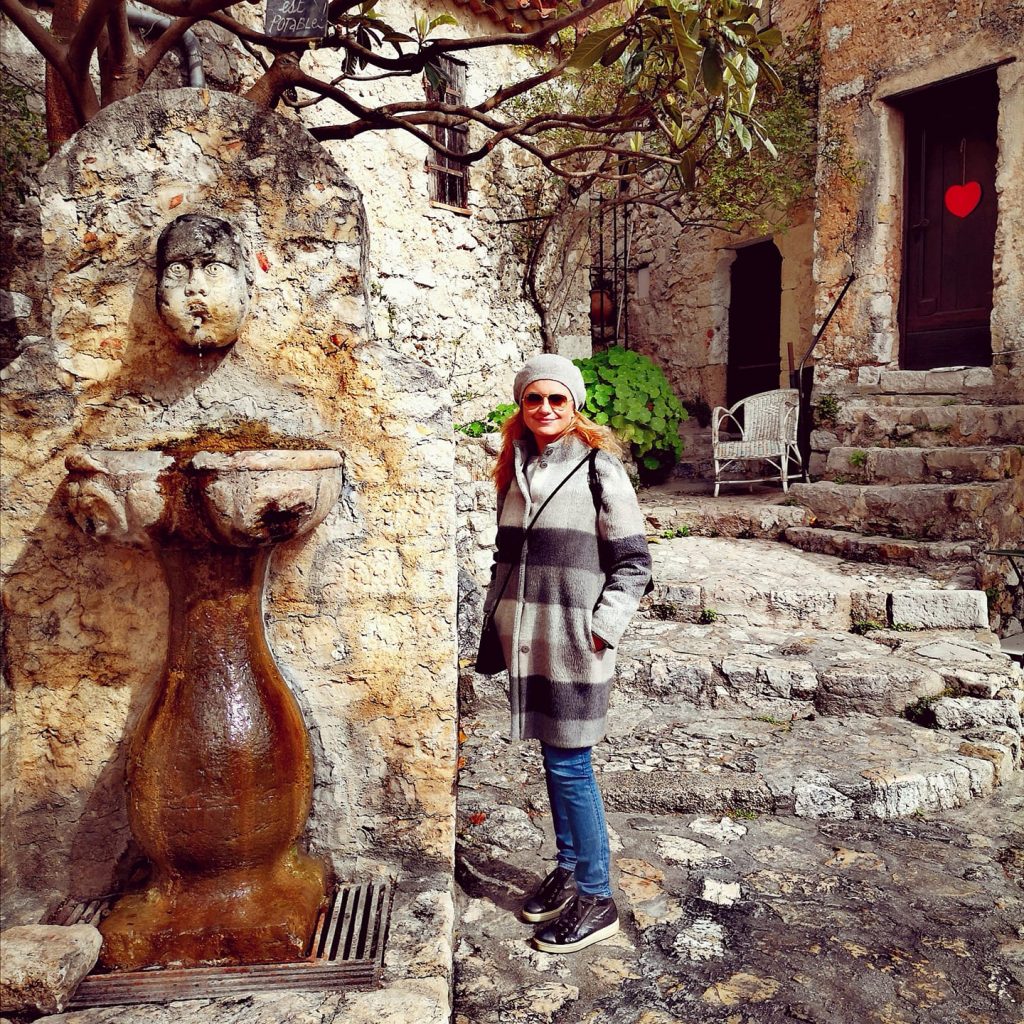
[50,881,393,1007]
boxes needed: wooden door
[727,241,782,407]
[899,70,997,369]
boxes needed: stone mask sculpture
[156,214,252,350]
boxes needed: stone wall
[0,89,458,921]
[628,213,815,415]
[811,0,1024,389]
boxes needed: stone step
[819,365,1023,404]
[640,486,811,540]
[783,526,979,581]
[614,619,1021,720]
[600,620,1022,819]
[597,710,1019,820]
[812,403,1024,450]
[646,536,985,630]
[786,479,1022,544]
[812,445,1022,486]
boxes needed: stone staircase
[593,515,1023,821]
[461,481,1022,820]
[784,379,1023,632]
[458,411,1022,824]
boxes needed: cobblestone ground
[454,699,1024,1024]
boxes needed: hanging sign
[264,0,328,41]
[944,181,982,218]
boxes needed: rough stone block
[650,656,717,705]
[889,590,988,630]
[850,590,888,626]
[931,697,1022,735]
[958,738,1015,785]
[869,447,924,482]
[792,780,854,820]
[815,661,943,717]
[962,727,1022,768]
[0,289,32,319]
[0,924,101,1015]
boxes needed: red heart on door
[944,181,981,218]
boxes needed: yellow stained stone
[824,847,887,871]
[702,970,781,1006]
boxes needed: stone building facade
[618,0,1023,628]
[810,0,1024,394]
[0,0,589,410]
[618,0,1022,476]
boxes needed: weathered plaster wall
[0,89,458,920]
[812,0,1024,388]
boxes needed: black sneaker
[532,894,619,953]
[521,866,577,923]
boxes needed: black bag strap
[587,447,600,512]
[485,451,594,617]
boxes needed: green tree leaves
[567,25,626,70]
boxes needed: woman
[478,354,652,954]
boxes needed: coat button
[520,645,530,654]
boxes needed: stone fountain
[58,212,342,970]
[64,446,340,969]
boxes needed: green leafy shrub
[456,403,517,437]
[848,450,868,469]
[574,347,688,475]
[660,525,691,539]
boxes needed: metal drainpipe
[31,0,206,87]
[127,4,206,87]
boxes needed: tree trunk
[45,0,90,150]
[244,54,301,110]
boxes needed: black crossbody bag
[474,452,595,675]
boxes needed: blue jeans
[541,743,612,898]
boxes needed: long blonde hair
[493,408,623,493]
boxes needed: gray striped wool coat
[484,433,652,748]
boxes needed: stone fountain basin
[65,447,343,547]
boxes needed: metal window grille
[425,57,469,210]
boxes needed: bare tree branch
[0,0,69,74]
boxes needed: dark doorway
[897,69,998,369]
[727,240,782,407]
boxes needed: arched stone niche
[1,89,458,924]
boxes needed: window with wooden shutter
[424,57,469,213]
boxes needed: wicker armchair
[711,388,805,497]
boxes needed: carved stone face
[156,215,252,349]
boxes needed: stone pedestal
[65,448,342,969]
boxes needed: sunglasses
[523,392,571,409]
